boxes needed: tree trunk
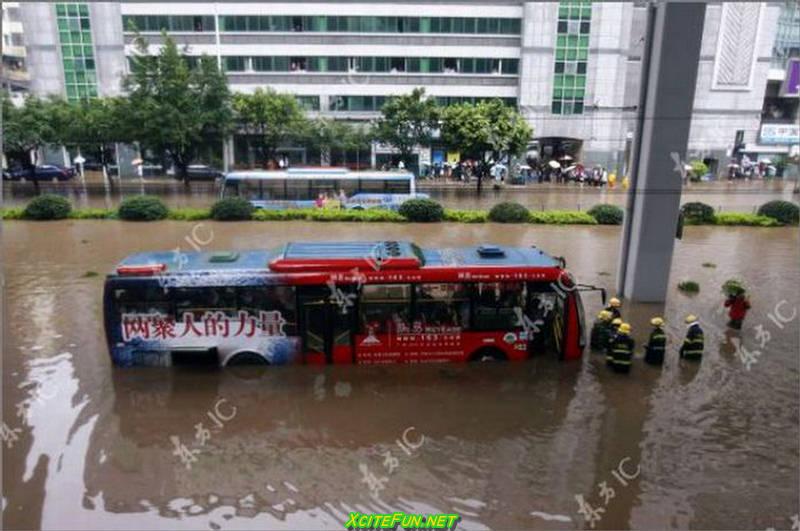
[179,161,190,187]
[28,149,40,195]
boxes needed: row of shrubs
[680,200,799,226]
[4,195,798,226]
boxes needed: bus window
[286,178,309,200]
[360,284,411,334]
[360,179,387,193]
[223,179,239,198]
[173,287,238,318]
[238,179,265,200]
[238,286,297,335]
[385,179,410,194]
[415,283,470,328]
[472,282,526,331]
[113,283,171,316]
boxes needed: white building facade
[17,1,782,171]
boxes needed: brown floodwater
[3,179,797,212]
[2,220,798,530]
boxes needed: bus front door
[298,287,355,365]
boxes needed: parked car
[169,164,224,181]
[2,165,76,181]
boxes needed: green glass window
[121,14,214,32]
[56,3,98,101]
[204,15,520,35]
[552,1,591,115]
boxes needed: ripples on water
[2,221,798,530]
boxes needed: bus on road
[104,241,604,367]
[220,168,424,210]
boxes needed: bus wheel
[226,352,269,366]
[469,347,507,362]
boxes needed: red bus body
[104,241,588,367]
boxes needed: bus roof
[224,169,415,181]
[112,241,561,277]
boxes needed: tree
[50,97,130,178]
[123,33,233,183]
[440,99,532,191]
[2,94,58,194]
[232,88,307,168]
[374,88,439,170]
[302,118,371,167]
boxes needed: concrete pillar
[222,136,234,172]
[616,3,706,302]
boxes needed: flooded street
[2,220,798,530]
[3,179,798,213]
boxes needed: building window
[122,15,215,32]
[224,56,246,72]
[552,0,591,115]
[215,15,520,35]
[329,95,387,112]
[296,96,320,111]
[56,3,97,101]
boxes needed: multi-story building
[1,2,29,99]
[16,1,782,173]
[753,0,799,169]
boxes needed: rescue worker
[643,317,667,365]
[605,318,623,363]
[590,310,613,350]
[605,297,622,320]
[724,288,751,330]
[608,322,635,373]
[679,315,704,360]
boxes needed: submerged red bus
[104,241,603,367]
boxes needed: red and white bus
[104,241,604,367]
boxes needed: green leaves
[374,88,439,166]
[440,99,532,161]
[123,34,232,175]
[233,88,307,159]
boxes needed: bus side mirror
[600,289,607,306]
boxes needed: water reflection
[2,220,798,529]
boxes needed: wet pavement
[1,220,798,530]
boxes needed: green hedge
[168,208,212,221]
[713,212,779,226]
[757,200,799,225]
[398,198,445,222]
[530,211,597,224]
[488,202,530,223]
[444,209,488,223]
[2,197,796,227]
[23,194,72,220]
[210,198,254,221]
[118,195,169,221]
[681,202,716,224]
[587,204,624,225]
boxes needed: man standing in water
[590,310,613,350]
[644,317,667,365]
[724,288,751,330]
[605,297,623,320]
[680,315,704,360]
[608,322,634,373]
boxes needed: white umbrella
[548,160,560,169]
[760,158,772,164]
[559,155,573,161]
[565,165,576,172]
